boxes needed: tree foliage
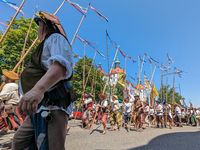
[72,56,108,104]
[0,16,39,74]
[158,85,184,105]
[114,82,123,100]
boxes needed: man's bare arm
[18,61,66,115]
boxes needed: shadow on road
[128,130,200,150]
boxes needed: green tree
[115,82,123,101]
[0,16,39,74]
[158,85,184,105]
[72,56,107,104]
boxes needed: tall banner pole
[165,54,169,125]
[172,67,175,116]
[150,65,156,85]
[137,55,140,97]
[81,41,86,128]
[20,6,38,72]
[106,30,111,98]
[138,54,145,98]
[161,63,163,105]
[54,0,66,15]
[71,3,90,49]
[73,51,97,124]
[0,0,26,44]
[103,46,119,94]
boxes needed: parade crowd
[80,93,200,134]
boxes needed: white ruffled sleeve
[42,33,73,79]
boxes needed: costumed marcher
[163,100,172,129]
[143,101,150,129]
[174,104,183,127]
[82,92,93,129]
[0,70,23,134]
[131,95,144,132]
[181,109,186,123]
[189,107,197,126]
[155,100,164,128]
[92,100,98,123]
[98,94,108,134]
[123,98,132,129]
[148,106,155,125]
[12,11,76,150]
[196,108,200,125]
[109,95,122,131]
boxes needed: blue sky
[0,0,200,107]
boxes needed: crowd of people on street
[80,93,200,134]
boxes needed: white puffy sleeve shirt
[42,33,73,79]
[37,33,74,115]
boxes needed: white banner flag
[128,83,135,103]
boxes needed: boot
[103,127,107,134]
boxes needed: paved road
[0,119,199,150]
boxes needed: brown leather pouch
[4,104,14,114]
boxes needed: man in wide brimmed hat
[12,11,76,150]
[109,95,122,131]
[97,93,108,134]
[0,69,23,134]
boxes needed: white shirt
[163,104,172,115]
[99,100,108,112]
[124,103,132,115]
[37,33,74,115]
[112,100,119,112]
[143,106,149,114]
[155,104,163,116]
[0,83,20,105]
[84,98,92,107]
[175,107,181,116]
[149,109,154,116]
[196,110,200,115]
[92,104,97,112]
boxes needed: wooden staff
[103,47,119,94]
[161,63,163,106]
[93,68,98,99]
[0,0,26,44]
[70,3,90,49]
[73,52,97,124]
[100,71,102,93]
[165,54,169,125]
[90,106,99,130]
[172,67,175,116]
[81,41,86,128]
[18,6,38,73]
[90,69,95,94]
[122,54,127,116]
[150,65,156,85]
[54,0,66,15]
[106,30,112,100]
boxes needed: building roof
[110,67,124,74]
[115,57,120,63]
[99,69,109,76]
[135,84,145,90]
